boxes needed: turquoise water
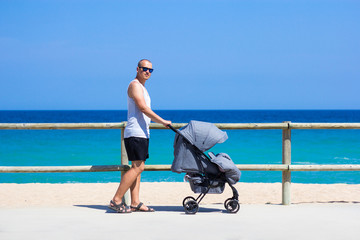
[1,110,360,183]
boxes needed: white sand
[1,182,360,207]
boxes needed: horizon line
[1,109,360,111]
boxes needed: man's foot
[130,202,155,212]
[108,200,132,213]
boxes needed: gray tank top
[124,79,151,138]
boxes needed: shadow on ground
[74,204,227,213]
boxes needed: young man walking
[109,59,171,213]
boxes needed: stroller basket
[185,173,226,194]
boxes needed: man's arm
[128,81,171,127]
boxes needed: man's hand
[162,120,172,128]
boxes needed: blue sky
[1,0,359,110]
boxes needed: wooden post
[282,121,291,205]
[121,127,130,205]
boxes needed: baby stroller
[169,121,241,214]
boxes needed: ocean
[1,110,360,184]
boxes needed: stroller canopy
[171,121,228,174]
[180,120,228,152]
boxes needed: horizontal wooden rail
[2,164,360,173]
[289,165,360,171]
[2,122,360,130]
[289,123,360,129]
[0,122,126,130]
[0,165,130,173]
[151,123,290,130]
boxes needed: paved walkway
[1,204,359,240]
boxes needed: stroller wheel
[182,196,196,207]
[224,198,232,209]
[225,199,240,213]
[184,200,199,214]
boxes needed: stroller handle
[167,124,179,134]
[168,124,194,147]
[168,124,188,141]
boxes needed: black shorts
[124,137,149,161]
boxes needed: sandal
[130,202,155,212]
[108,200,132,213]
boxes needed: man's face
[137,61,153,80]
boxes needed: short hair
[138,59,152,67]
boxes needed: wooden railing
[1,121,360,205]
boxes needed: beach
[1,182,359,207]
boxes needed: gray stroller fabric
[171,121,228,174]
[208,152,241,185]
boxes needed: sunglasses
[140,67,154,73]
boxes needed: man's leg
[112,160,145,205]
[129,161,153,211]
[130,174,141,205]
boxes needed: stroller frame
[169,125,240,214]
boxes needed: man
[109,59,171,213]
